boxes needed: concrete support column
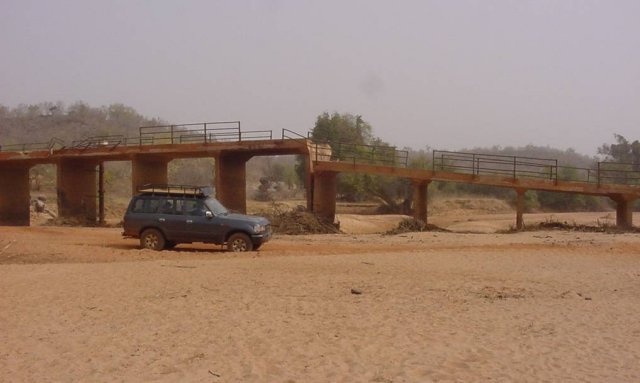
[216,153,251,213]
[515,189,526,230]
[98,162,105,225]
[612,194,635,229]
[0,166,31,226]
[312,171,337,223]
[57,159,98,223]
[131,156,169,195]
[412,180,430,223]
[306,171,314,211]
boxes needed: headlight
[253,224,266,233]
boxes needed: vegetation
[308,113,412,212]
[598,134,640,165]
[0,102,163,143]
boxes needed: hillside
[0,102,163,145]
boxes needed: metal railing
[432,151,559,181]
[71,135,136,149]
[282,129,307,140]
[311,141,409,167]
[138,121,272,144]
[0,137,65,153]
[431,150,640,186]
[597,162,640,186]
[1,122,302,154]
[2,121,638,188]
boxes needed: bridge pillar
[515,189,527,230]
[131,156,169,194]
[0,166,31,226]
[611,194,635,229]
[216,153,251,213]
[57,159,98,223]
[313,171,337,223]
[413,180,430,223]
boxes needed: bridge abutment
[413,180,430,223]
[313,171,337,223]
[131,156,169,194]
[57,159,98,223]
[0,166,31,226]
[216,153,251,213]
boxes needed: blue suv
[123,185,271,251]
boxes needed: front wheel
[227,233,253,252]
[140,229,166,251]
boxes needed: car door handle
[158,218,165,222]
[186,219,193,224]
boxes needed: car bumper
[251,230,272,245]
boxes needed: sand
[2,221,640,382]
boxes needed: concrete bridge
[1,121,639,229]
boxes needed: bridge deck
[0,138,310,166]
[313,160,640,198]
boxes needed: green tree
[307,112,412,211]
[310,112,373,146]
[598,134,640,165]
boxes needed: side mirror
[205,211,213,219]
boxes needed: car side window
[183,199,206,216]
[131,198,145,213]
[131,197,163,214]
[158,198,175,214]
[147,198,162,213]
[174,198,188,215]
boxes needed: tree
[598,134,640,165]
[307,112,412,211]
[310,112,373,146]
[295,112,375,192]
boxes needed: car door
[181,199,226,244]
[155,197,186,241]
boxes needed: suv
[122,184,271,252]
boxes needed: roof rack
[137,184,214,197]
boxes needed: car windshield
[205,197,229,216]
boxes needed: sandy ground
[337,211,637,235]
[2,217,640,382]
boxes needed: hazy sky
[1,0,639,155]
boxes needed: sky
[1,0,639,156]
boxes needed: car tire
[227,233,253,252]
[140,228,166,251]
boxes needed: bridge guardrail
[282,129,307,140]
[597,162,640,186]
[0,137,65,153]
[311,140,409,168]
[432,150,640,186]
[139,121,242,145]
[2,122,638,188]
[432,150,559,181]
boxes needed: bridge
[1,121,639,229]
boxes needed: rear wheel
[140,229,165,251]
[227,233,253,252]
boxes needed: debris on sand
[259,204,341,235]
[501,219,640,234]
[350,288,363,295]
[384,218,450,235]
